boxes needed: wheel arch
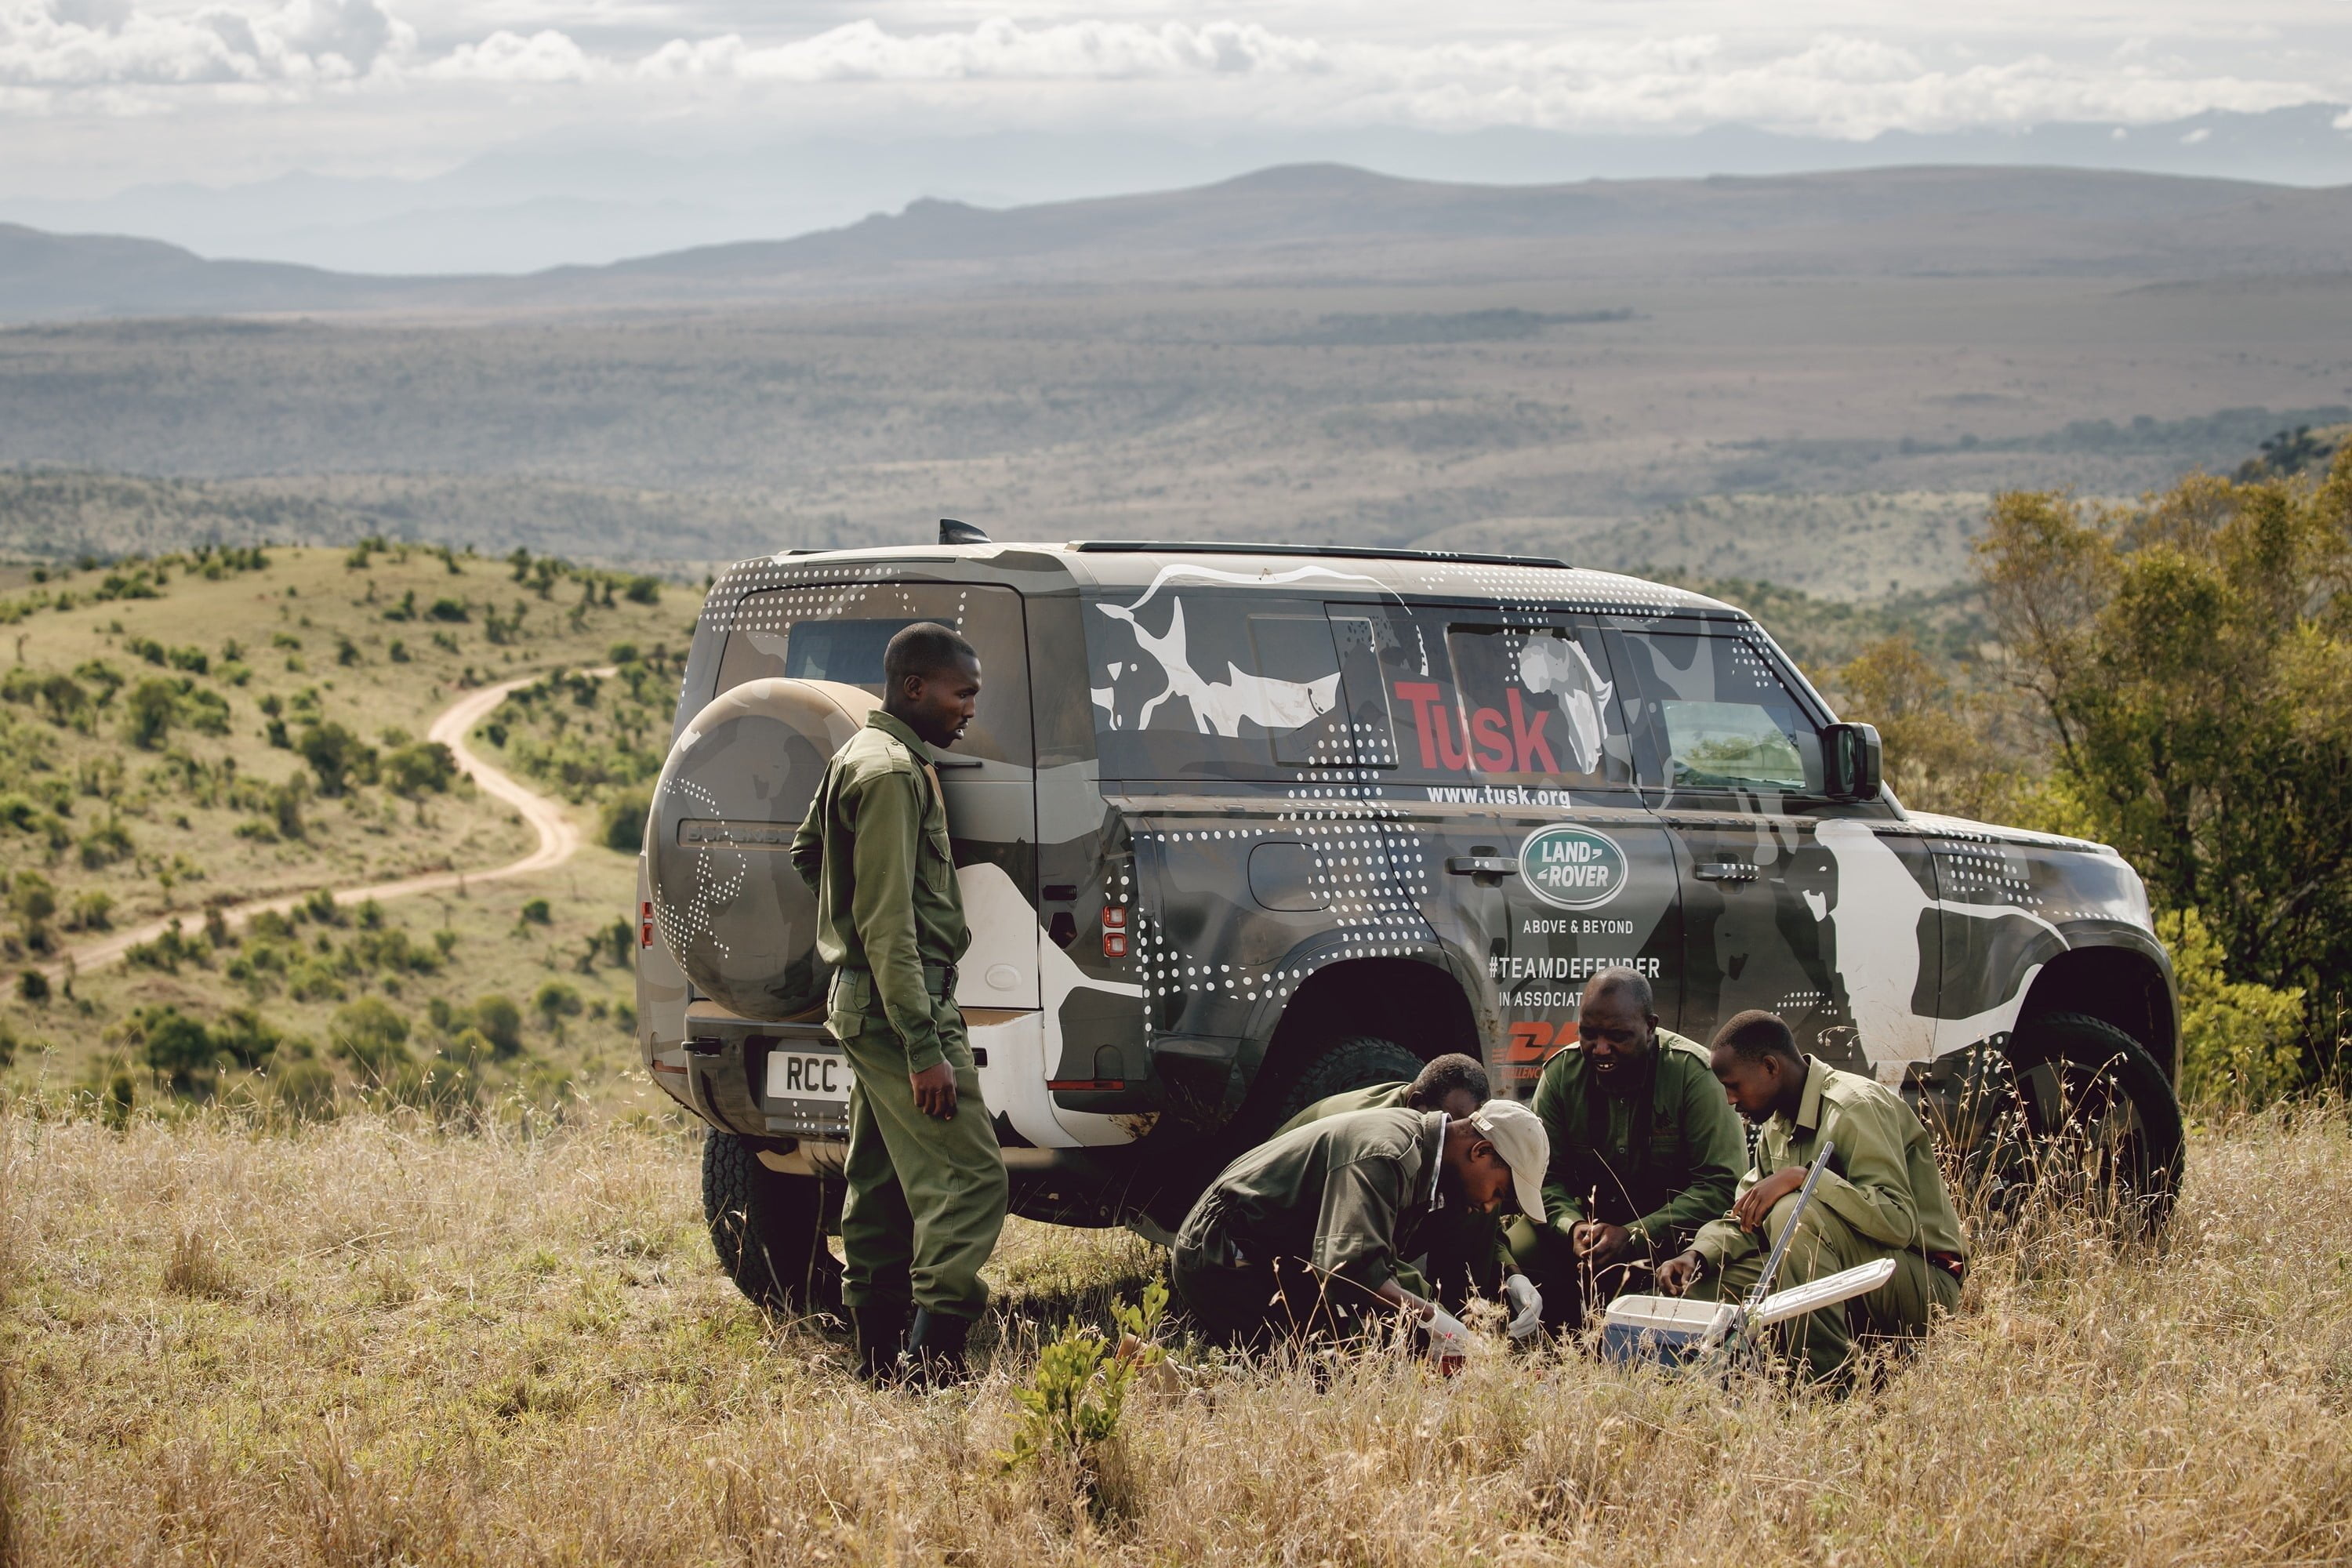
[2017,924,2180,1082]
[1233,946,1481,1125]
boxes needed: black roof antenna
[939,518,992,546]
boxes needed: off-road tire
[1940,1011,2183,1234]
[1268,1035,1427,1131]
[702,1131,844,1316]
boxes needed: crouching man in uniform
[1512,967,1746,1331]
[790,622,1008,1385]
[1656,1010,1968,1383]
[1171,1100,1548,1351]
[1272,1054,1529,1320]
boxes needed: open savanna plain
[0,541,696,1114]
[2,1102,2347,1566]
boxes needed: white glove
[1504,1273,1543,1341]
[1422,1305,1474,1363]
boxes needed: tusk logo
[1519,825,1628,911]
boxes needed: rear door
[714,582,1041,1014]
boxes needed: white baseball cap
[1468,1099,1548,1225]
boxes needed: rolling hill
[5,163,2352,322]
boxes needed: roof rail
[1068,540,1570,569]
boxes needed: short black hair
[1405,1052,1490,1109]
[884,622,978,688]
[1710,1009,1802,1065]
[1582,965,1654,1015]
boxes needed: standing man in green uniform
[1512,967,1747,1330]
[1171,1099,1549,1350]
[790,622,1007,1385]
[1656,1010,1968,1382]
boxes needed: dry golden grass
[3,1102,2350,1566]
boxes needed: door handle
[1446,856,1517,877]
[1693,862,1759,882]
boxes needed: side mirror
[1822,722,1882,802]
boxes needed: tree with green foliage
[1980,448,2352,1080]
[470,994,524,1058]
[122,677,178,748]
[297,721,376,797]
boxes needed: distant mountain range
[5,161,2351,324]
[6,103,2352,276]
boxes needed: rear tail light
[640,900,655,948]
[1101,904,1127,958]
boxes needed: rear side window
[1611,628,1822,800]
[714,582,1033,766]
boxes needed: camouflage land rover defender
[638,528,2182,1312]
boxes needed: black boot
[850,1301,911,1384]
[905,1308,975,1387]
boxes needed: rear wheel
[1268,1035,1426,1131]
[702,1131,844,1315]
[1931,1011,2183,1234]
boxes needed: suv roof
[753,540,1739,617]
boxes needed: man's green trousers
[1700,1192,1961,1381]
[833,995,1007,1321]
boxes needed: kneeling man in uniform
[1172,1100,1548,1349]
[1656,1009,1968,1381]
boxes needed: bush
[382,741,457,796]
[518,898,551,925]
[471,994,524,1057]
[138,1005,217,1093]
[297,722,377,797]
[533,981,583,1037]
[428,598,469,622]
[270,1057,338,1122]
[2162,907,2307,1105]
[600,788,651,852]
[624,576,662,604]
[329,996,412,1077]
[17,968,47,1004]
[122,677,178,748]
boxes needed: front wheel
[702,1131,844,1315]
[1933,1011,2183,1234]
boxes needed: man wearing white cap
[1170,1098,1550,1350]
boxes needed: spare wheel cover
[648,677,877,1021]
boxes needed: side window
[1440,623,1632,789]
[1327,604,1632,795]
[1087,592,1347,781]
[713,582,1033,766]
[1612,627,1822,803]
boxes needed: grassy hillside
[3,1102,2343,1564]
[0,542,698,1114]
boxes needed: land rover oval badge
[1519,824,1629,910]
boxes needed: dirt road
[42,667,615,982]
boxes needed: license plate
[766,1049,850,1104]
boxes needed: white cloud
[2,4,2349,187]
[0,0,416,86]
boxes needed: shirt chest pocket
[920,821,956,893]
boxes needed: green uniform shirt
[1178,1108,1446,1294]
[1275,1080,1411,1138]
[789,710,971,1073]
[1531,1029,1746,1250]
[1692,1054,1969,1270]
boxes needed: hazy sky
[5,1,2350,195]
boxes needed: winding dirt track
[42,667,614,982]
